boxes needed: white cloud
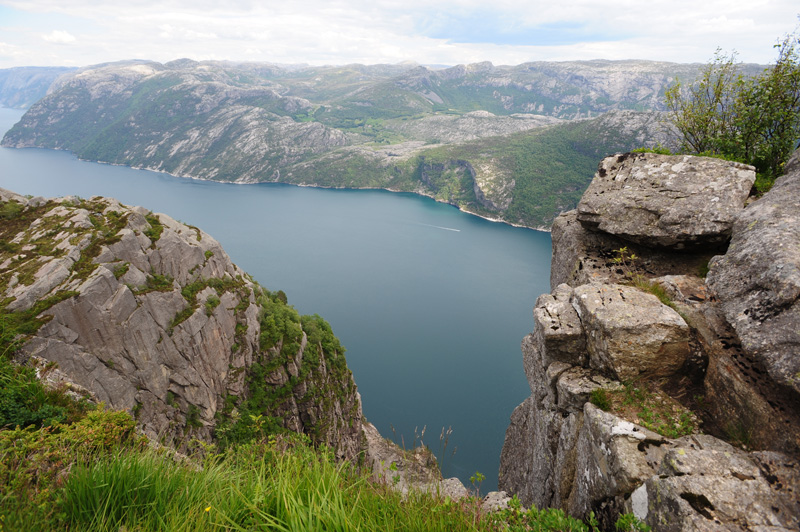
[41,30,76,44]
[0,41,26,59]
[0,0,798,68]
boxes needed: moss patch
[601,382,699,439]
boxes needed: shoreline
[20,145,553,233]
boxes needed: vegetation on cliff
[665,31,800,191]
[0,361,646,531]
[0,189,365,462]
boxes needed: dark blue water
[0,107,551,490]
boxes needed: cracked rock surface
[0,187,365,460]
[577,152,755,249]
[500,151,800,531]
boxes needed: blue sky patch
[416,11,629,46]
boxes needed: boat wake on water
[416,223,461,232]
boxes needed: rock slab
[577,152,755,249]
[707,151,800,395]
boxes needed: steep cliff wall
[0,187,364,460]
[500,152,800,530]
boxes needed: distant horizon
[2,55,759,71]
[0,1,797,70]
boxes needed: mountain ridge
[2,57,709,228]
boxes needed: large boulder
[633,436,800,531]
[568,404,668,523]
[572,283,690,382]
[576,152,755,249]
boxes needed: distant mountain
[3,58,754,228]
[0,66,76,109]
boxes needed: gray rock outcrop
[500,151,800,530]
[634,436,799,530]
[500,282,683,525]
[577,153,755,249]
[549,210,712,289]
[573,283,690,382]
[362,421,468,499]
[706,156,800,396]
[0,187,364,460]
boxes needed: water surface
[0,107,552,490]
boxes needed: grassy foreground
[0,413,611,531]
[1,328,647,531]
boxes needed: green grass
[143,213,164,246]
[131,273,175,294]
[1,326,648,532]
[51,434,648,532]
[631,145,673,155]
[0,200,24,220]
[632,277,676,310]
[602,382,699,439]
[56,437,476,531]
[589,389,612,411]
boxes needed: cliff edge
[0,188,364,460]
[500,151,800,530]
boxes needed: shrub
[0,200,23,220]
[143,213,164,245]
[589,389,611,411]
[205,294,220,316]
[665,33,800,187]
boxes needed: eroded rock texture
[0,187,364,460]
[637,436,799,530]
[707,160,800,395]
[501,151,800,531]
[576,153,755,249]
[500,282,681,526]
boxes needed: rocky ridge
[0,187,364,460]
[0,185,476,497]
[499,151,800,530]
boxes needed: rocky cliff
[499,152,800,530]
[0,187,364,460]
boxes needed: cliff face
[0,187,364,460]
[499,152,800,530]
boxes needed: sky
[0,0,798,69]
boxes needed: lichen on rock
[0,187,365,460]
[500,151,800,531]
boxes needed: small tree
[665,49,743,154]
[665,31,800,187]
[744,34,800,179]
